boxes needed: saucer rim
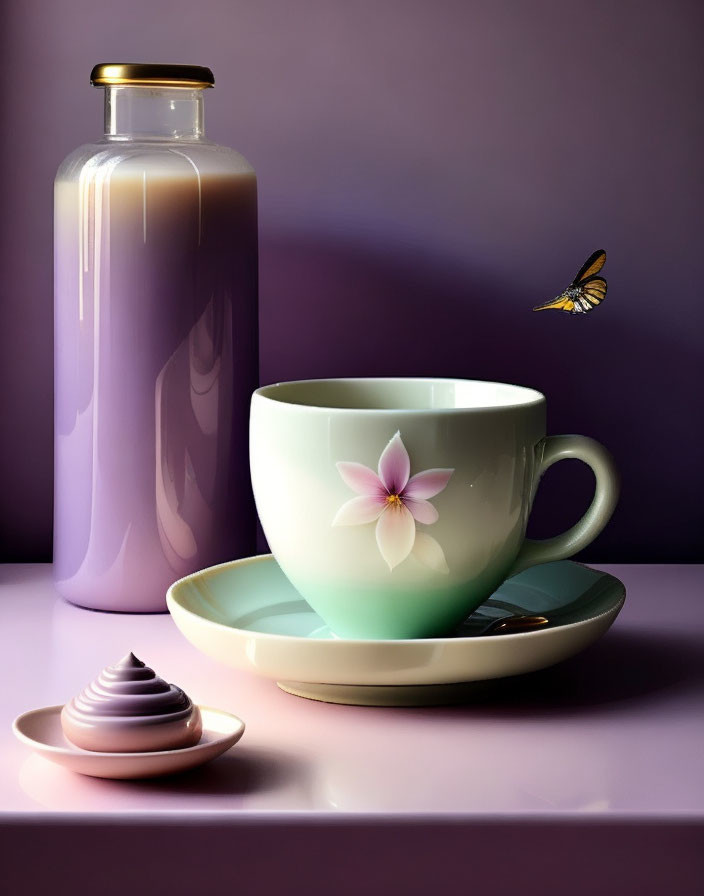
[12,705,245,759]
[167,553,626,646]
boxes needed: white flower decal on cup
[332,432,454,573]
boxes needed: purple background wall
[1,0,702,563]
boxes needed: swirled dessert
[61,653,202,752]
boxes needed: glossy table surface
[2,564,703,895]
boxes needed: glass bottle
[54,64,258,611]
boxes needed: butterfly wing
[579,275,607,308]
[532,293,576,313]
[573,249,606,284]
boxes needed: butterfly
[532,249,607,314]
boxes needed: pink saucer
[13,705,244,779]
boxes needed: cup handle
[508,435,619,577]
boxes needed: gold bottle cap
[90,63,214,89]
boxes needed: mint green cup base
[288,573,507,639]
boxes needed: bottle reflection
[155,295,233,572]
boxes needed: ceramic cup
[250,378,619,640]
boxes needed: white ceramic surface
[167,555,626,705]
[250,377,620,639]
[12,705,245,779]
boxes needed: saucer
[167,556,626,706]
[12,706,245,779]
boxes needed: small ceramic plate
[13,706,245,779]
[167,556,626,705]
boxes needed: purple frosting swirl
[64,653,194,723]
